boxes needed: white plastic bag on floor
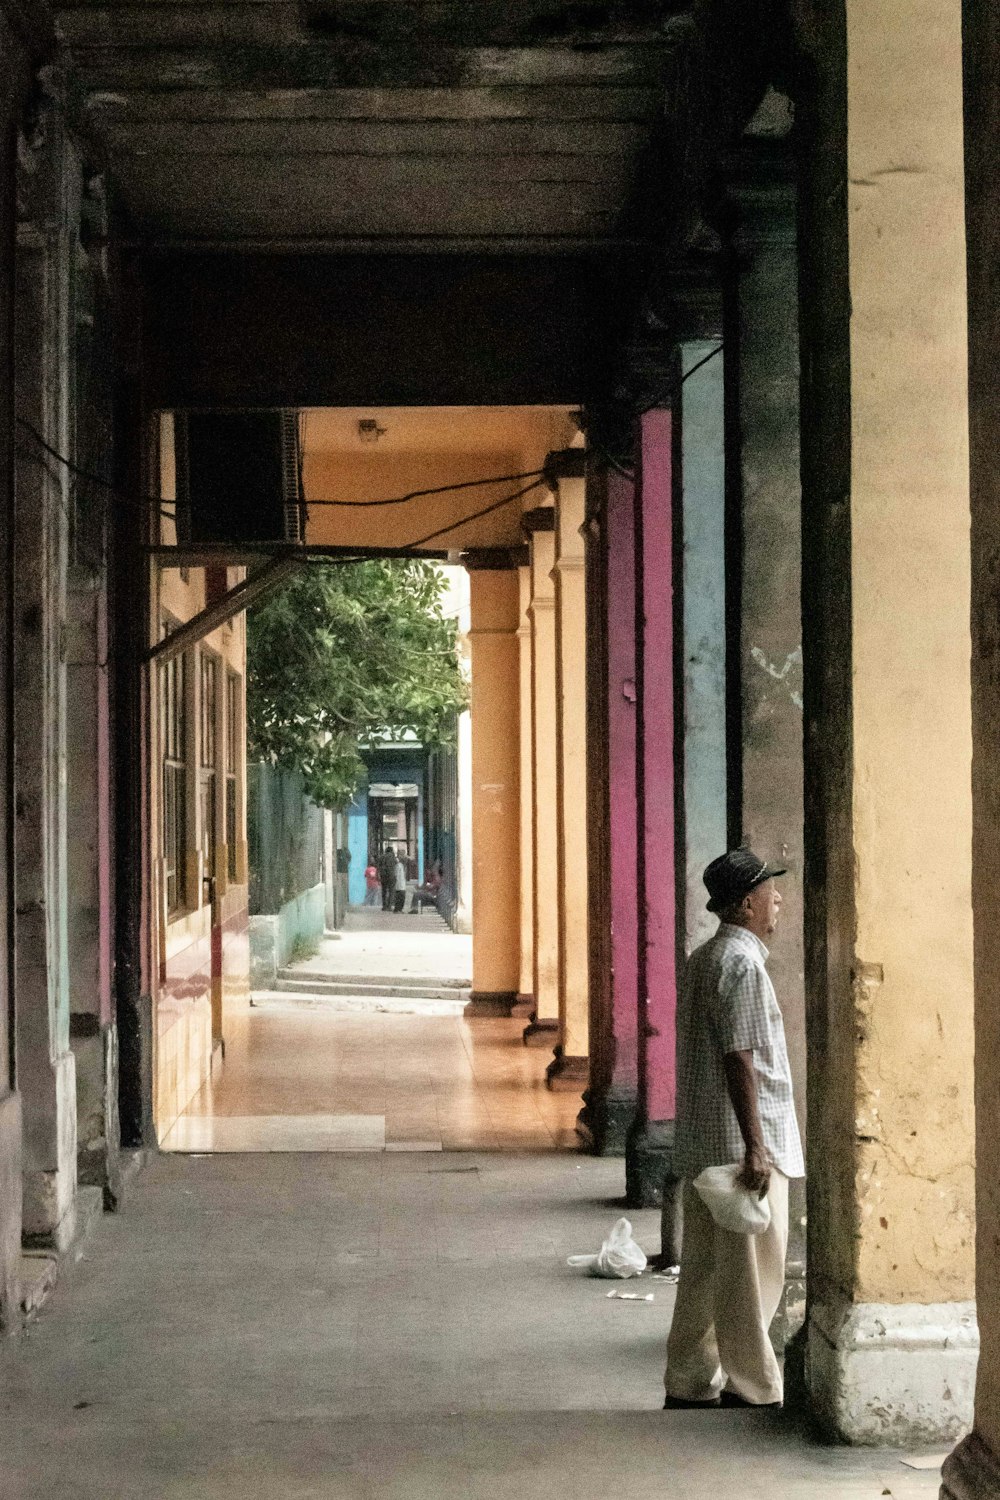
[567,1216,648,1279]
[693,1164,771,1235]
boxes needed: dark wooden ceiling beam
[97,119,652,156]
[80,85,662,125]
[61,43,670,93]
[56,1,694,50]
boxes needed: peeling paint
[749,644,803,708]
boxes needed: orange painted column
[516,563,535,1013]
[547,452,590,1092]
[467,566,521,1011]
[522,508,560,1046]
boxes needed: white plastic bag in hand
[567,1216,648,1278]
[693,1164,771,1235]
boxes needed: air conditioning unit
[175,409,304,545]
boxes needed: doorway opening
[152,405,585,1156]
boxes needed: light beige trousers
[664,1170,789,1405]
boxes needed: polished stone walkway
[0,1152,944,1498]
[161,1005,581,1152]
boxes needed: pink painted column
[578,465,641,1153]
[606,468,641,1112]
[626,407,680,1211]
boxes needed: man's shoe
[720,1390,782,1410]
[663,1395,722,1410]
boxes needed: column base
[522,1016,559,1047]
[807,1296,977,1444]
[465,991,518,1017]
[511,992,535,1019]
[0,1091,22,1331]
[545,1046,589,1092]
[72,1020,122,1210]
[21,1050,77,1247]
[625,1118,675,1209]
[941,1432,1000,1498]
[575,1084,637,1156]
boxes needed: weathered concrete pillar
[680,339,727,957]
[515,563,535,1013]
[66,576,119,1206]
[13,98,79,1250]
[578,465,639,1154]
[728,143,807,1316]
[626,409,679,1207]
[943,0,1000,1492]
[547,450,589,1092]
[799,0,976,1445]
[467,565,521,1011]
[0,1,32,1327]
[523,509,560,1047]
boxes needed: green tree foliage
[247,559,467,809]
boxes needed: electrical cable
[402,477,548,550]
[303,469,546,508]
[15,417,549,522]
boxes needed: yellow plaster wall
[846,0,974,1304]
[151,414,250,1142]
[300,407,576,553]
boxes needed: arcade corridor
[5,3,1000,1497]
[0,1149,943,1500]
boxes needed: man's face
[743,878,782,937]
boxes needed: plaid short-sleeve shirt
[673,922,804,1181]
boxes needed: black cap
[703,848,788,914]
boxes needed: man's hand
[723,1050,771,1199]
[737,1144,771,1199]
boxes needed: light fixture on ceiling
[358,417,387,444]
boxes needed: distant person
[414,860,443,912]
[393,850,408,913]
[377,845,396,911]
[363,861,380,907]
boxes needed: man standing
[378,844,396,912]
[393,849,409,914]
[664,848,804,1410]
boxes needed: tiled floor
[160,1002,582,1153]
[161,908,578,1155]
[0,1151,945,1498]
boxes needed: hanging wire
[15,416,550,523]
[403,477,547,550]
[303,469,546,508]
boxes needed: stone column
[66,573,119,1206]
[13,95,79,1252]
[577,464,640,1154]
[626,408,680,1208]
[523,508,560,1047]
[944,0,1000,1493]
[0,2,31,1328]
[799,0,976,1446]
[546,450,589,1092]
[515,563,535,1014]
[728,141,807,1316]
[680,339,727,954]
[466,565,521,1012]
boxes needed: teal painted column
[680,339,728,953]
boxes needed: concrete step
[19,1253,58,1320]
[275,972,471,1001]
[251,989,468,1017]
[19,1183,105,1324]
